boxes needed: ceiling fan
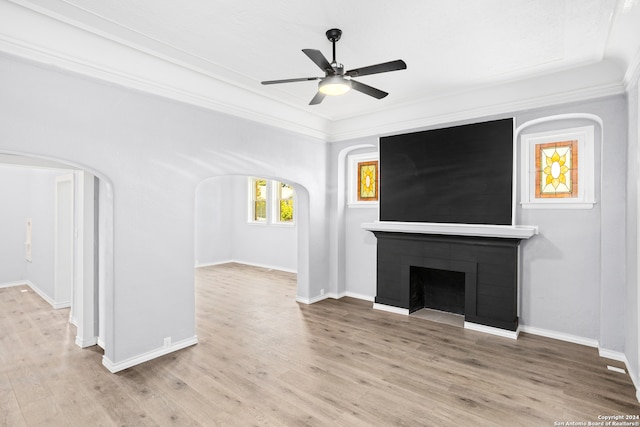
[261,28,407,105]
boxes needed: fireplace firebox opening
[410,266,465,315]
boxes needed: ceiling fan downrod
[326,28,342,65]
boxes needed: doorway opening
[0,153,112,356]
[194,174,308,297]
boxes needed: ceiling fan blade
[261,77,320,85]
[309,92,326,105]
[302,49,335,75]
[350,80,388,99]
[346,60,407,77]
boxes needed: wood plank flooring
[1,262,639,426]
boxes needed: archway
[0,151,114,358]
[194,174,310,299]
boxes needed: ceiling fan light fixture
[261,29,405,104]
[318,76,351,96]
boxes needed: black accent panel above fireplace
[374,232,520,331]
[379,118,514,225]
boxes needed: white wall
[0,53,329,368]
[344,206,377,299]
[195,175,298,272]
[517,97,627,354]
[0,166,29,284]
[195,176,233,266]
[517,118,602,342]
[0,165,58,302]
[342,147,378,300]
[327,139,378,299]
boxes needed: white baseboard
[344,291,375,302]
[598,348,639,404]
[296,294,329,304]
[53,300,71,309]
[373,303,409,315]
[519,325,599,348]
[520,325,639,402]
[599,348,627,363]
[626,365,640,403]
[297,291,375,304]
[195,260,233,268]
[102,335,199,373]
[25,280,57,308]
[1,280,69,309]
[97,337,105,349]
[464,322,520,340]
[75,335,98,348]
[326,292,375,302]
[196,259,297,274]
[231,259,297,274]
[0,280,28,289]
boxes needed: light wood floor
[1,263,639,426]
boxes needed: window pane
[357,161,378,201]
[254,200,266,221]
[251,178,267,222]
[277,182,294,223]
[535,140,578,198]
[279,199,293,222]
[255,179,267,201]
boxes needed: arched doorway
[194,174,309,299]
[0,152,114,356]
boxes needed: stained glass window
[535,140,578,198]
[521,125,594,209]
[357,161,378,201]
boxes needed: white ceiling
[1,0,640,140]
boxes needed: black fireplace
[373,232,520,331]
[368,118,534,333]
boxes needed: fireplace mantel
[361,221,538,240]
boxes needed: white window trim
[347,152,379,208]
[248,177,268,224]
[520,125,596,209]
[247,177,295,226]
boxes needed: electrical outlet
[321,289,325,296]
[164,337,171,347]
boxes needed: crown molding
[624,47,640,90]
[327,80,625,142]
[0,0,330,141]
[0,0,633,144]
